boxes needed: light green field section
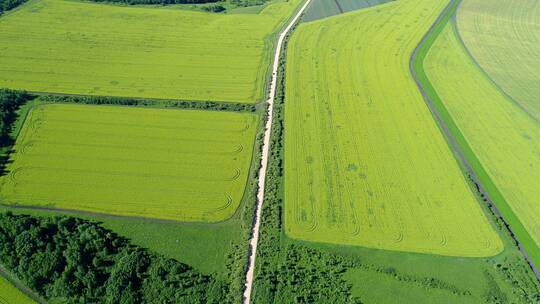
[0,275,35,304]
[0,0,301,103]
[302,0,392,22]
[284,0,503,257]
[0,104,258,222]
[425,24,540,254]
[457,0,540,120]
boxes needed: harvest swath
[0,0,301,103]
[424,23,540,264]
[457,0,540,120]
[0,103,259,222]
[284,0,502,257]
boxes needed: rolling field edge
[410,0,540,280]
[242,0,312,303]
[451,1,539,124]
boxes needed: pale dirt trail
[242,0,312,303]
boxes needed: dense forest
[0,212,227,303]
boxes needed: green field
[0,0,301,103]
[424,23,540,263]
[0,103,259,222]
[0,275,35,304]
[284,0,503,257]
[302,0,391,22]
[456,0,540,120]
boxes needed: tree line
[40,94,257,112]
[0,89,32,175]
[0,0,26,14]
[90,0,219,6]
[0,212,227,303]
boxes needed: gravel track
[241,1,312,303]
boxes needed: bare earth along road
[242,0,312,303]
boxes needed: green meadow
[0,103,259,222]
[0,0,302,103]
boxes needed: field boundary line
[242,0,312,303]
[410,0,540,281]
[451,1,539,124]
[27,91,259,112]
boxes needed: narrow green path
[410,0,540,278]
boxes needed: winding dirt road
[242,1,312,303]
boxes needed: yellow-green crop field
[0,103,258,222]
[425,24,540,256]
[0,275,35,304]
[0,0,301,103]
[284,0,503,257]
[457,0,540,120]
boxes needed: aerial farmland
[0,0,539,303]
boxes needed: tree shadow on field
[0,89,34,177]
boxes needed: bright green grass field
[0,0,302,103]
[0,275,35,304]
[284,0,503,257]
[457,0,540,121]
[425,24,540,261]
[0,103,258,222]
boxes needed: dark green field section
[302,0,392,22]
